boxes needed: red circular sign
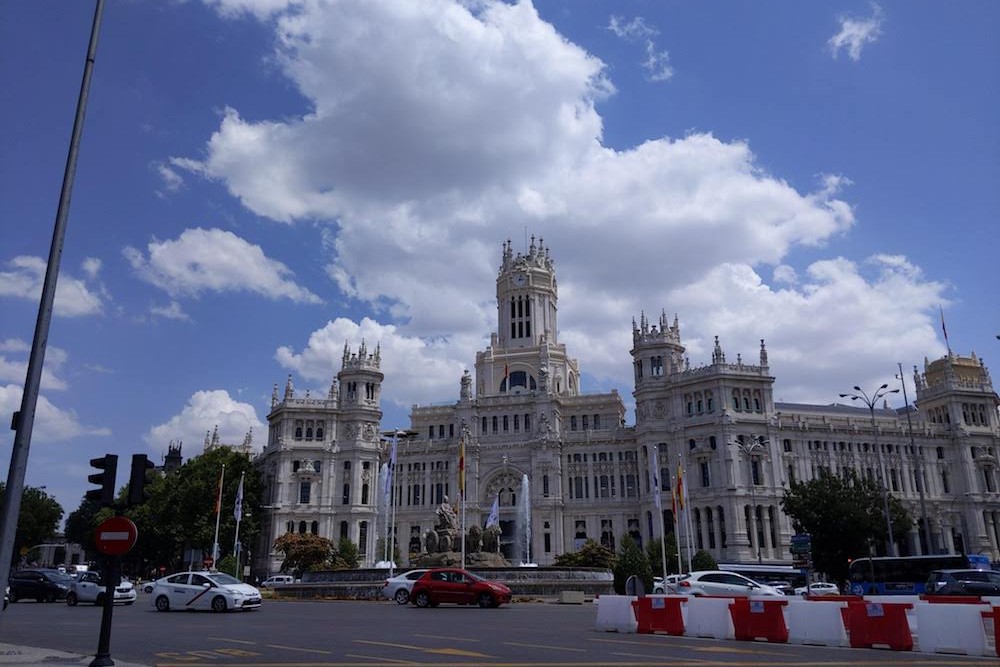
[95,516,138,556]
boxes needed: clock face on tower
[513,273,527,286]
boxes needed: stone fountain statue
[410,498,509,567]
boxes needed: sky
[1,0,998,525]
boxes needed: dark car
[409,568,512,608]
[9,568,72,603]
[926,569,1000,596]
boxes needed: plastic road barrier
[729,597,789,643]
[631,595,686,635]
[841,600,914,651]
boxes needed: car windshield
[206,573,241,586]
[46,572,73,584]
[952,570,1000,584]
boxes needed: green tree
[63,497,102,553]
[273,532,336,576]
[0,484,63,564]
[645,535,683,577]
[553,539,615,568]
[691,549,717,571]
[781,469,911,584]
[612,534,653,594]
[337,537,360,569]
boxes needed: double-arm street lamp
[840,383,900,557]
[735,435,767,564]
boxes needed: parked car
[672,571,785,597]
[66,570,136,606]
[260,575,295,589]
[793,582,840,596]
[149,571,262,612]
[652,574,685,594]
[381,569,429,604]
[926,569,1000,596]
[8,569,72,603]
[409,568,512,608]
[765,580,796,596]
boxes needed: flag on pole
[458,433,466,499]
[214,468,224,515]
[486,494,500,528]
[940,305,951,353]
[386,436,398,504]
[675,463,685,510]
[649,446,662,511]
[233,473,245,522]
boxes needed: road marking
[502,641,585,652]
[354,639,490,658]
[267,644,334,654]
[344,653,420,664]
[207,637,257,644]
[412,633,479,642]
[611,650,717,662]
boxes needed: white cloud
[0,384,111,441]
[145,390,265,454]
[0,339,70,391]
[81,257,102,280]
[829,3,884,61]
[0,256,104,317]
[181,0,948,411]
[123,227,323,304]
[607,14,673,82]
[155,162,185,196]
[150,300,191,321]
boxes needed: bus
[847,554,991,595]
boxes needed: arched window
[295,426,303,439]
[298,521,307,534]
[306,427,313,439]
[316,427,324,440]
[311,521,319,535]
[340,521,348,539]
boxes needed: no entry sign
[95,516,138,556]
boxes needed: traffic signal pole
[0,0,105,625]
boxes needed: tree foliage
[691,549,717,571]
[337,537,360,569]
[273,533,337,576]
[781,470,912,583]
[553,538,615,569]
[613,534,653,594]
[646,535,685,577]
[0,484,63,564]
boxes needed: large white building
[254,238,1000,574]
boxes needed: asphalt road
[0,595,993,667]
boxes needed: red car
[409,568,512,608]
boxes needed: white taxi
[67,570,136,606]
[149,571,262,612]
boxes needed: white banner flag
[485,494,500,528]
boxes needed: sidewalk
[0,643,150,666]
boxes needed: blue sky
[1,0,997,523]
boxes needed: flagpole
[389,432,398,579]
[233,471,244,579]
[683,470,694,571]
[211,464,225,570]
[460,425,467,571]
[674,495,683,573]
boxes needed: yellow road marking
[266,644,334,654]
[206,637,257,644]
[354,639,490,658]
[412,632,479,642]
[503,641,586,652]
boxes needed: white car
[794,582,840,596]
[66,570,136,606]
[149,571,262,612]
[652,574,685,594]
[673,571,785,597]
[260,574,295,588]
[381,569,429,604]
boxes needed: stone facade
[255,238,1000,576]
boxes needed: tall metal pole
[736,436,766,564]
[0,0,105,625]
[389,431,398,579]
[898,362,933,553]
[841,384,899,558]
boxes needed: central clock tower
[474,237,580,397]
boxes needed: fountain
[516,474,536,566]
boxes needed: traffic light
[127,453,155,506]
[86,454,118,506]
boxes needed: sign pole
[90,555,118,667]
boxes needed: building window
[362,483,370,504]
[316,427,324,440]
[298,521,307,534]
[299,482,311,504]
[544,533,551,553]
[358,521,368,553]
[340,521,348,539]
[524,414,531,431]
[492,416,498,433]
[503,415,509,432]
[701,461,710,487]
[482,417,487,434]
[570,415,577,431]
[542,474,550,497]
[514,414,520,431]
[311,521,319,535]
[342,484,350,504]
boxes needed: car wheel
[95,593,105,606]
[154,595,170,612]
[414,591,431,608]
[66,592,78,606]
[394,589,409,605]
[8,592,15,603]
[477,593,494,608]
[211,596,228,613]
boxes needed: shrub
[612,534,653,594]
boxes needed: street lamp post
[840,383,900,557]
[381,429,417,579]
[735,435,767,564]
[897,362,934,554]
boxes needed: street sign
[95,516,138,556]
[790,533,812,555]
